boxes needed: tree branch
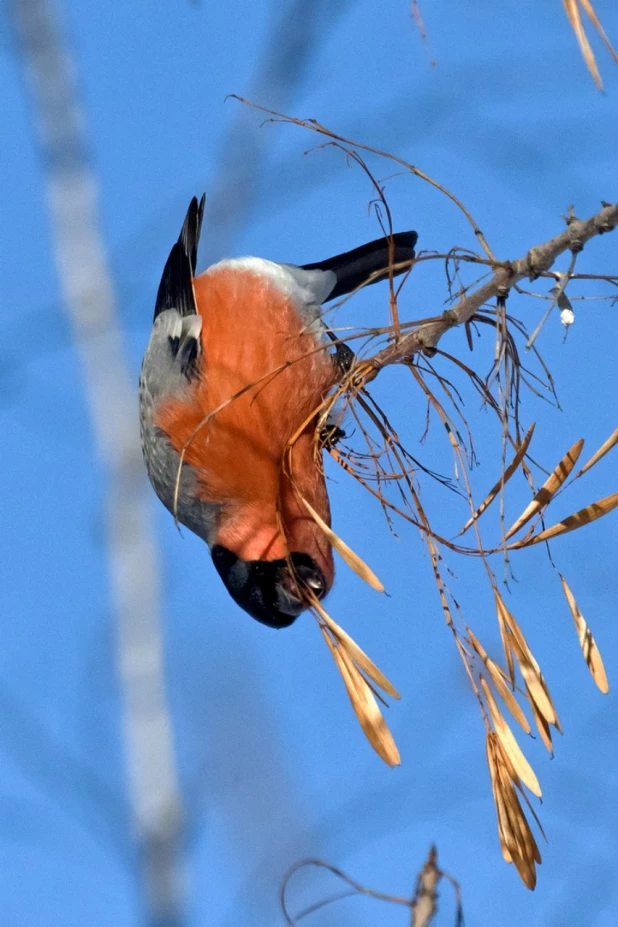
[364,201,618,376]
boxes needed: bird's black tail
[301,230,418,302]
[153,194,206,320]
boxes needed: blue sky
[1,0,617,925]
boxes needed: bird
[140,195,417,629]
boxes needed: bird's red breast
[155,264,337,585]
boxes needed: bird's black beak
[276,559,326,616]
[211,546,327,629]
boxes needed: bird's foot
[320,422,346,450]
[332,340,355,375]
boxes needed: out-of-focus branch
[9,1,183,924]
[411,846,440,927]
[203,0,352,265]
[361,201,618,379]
[281,847,462,925]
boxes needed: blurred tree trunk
[9,1,185,923]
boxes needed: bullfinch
[140,196,417,628]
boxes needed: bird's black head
[211,546,327,629]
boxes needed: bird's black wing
[301,230,418,302]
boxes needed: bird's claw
[333,341,355,375]
[320,423,346,450]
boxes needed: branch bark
[368,202,618,374]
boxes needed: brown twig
[280,848,462,926]
[230,95,496,261]
[366,202,618,374]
